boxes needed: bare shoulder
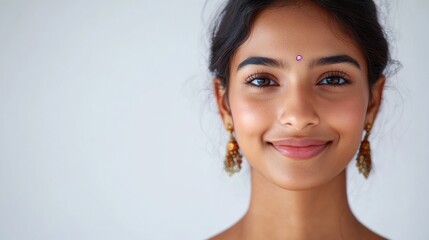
[364,232,388,240]
[362,227,388,240]
[208,221,242,240]
[208,228,235,240]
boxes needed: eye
[246,74,279,88]
[317,71,351,87]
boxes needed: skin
[211,2,386,240]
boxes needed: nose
[279,86,320,131]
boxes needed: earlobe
[365,75,386,125]
[213,78,233,128]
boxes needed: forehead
[232,3,366,71]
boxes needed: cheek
[228,90,278,162]
[320,93,368,156]
[324,97,367,129]
[229,95,276,140]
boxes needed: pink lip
[270,139,331,160]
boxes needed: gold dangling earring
[356,123,372,179]
[224,124,242,176]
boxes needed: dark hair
[209,0,390,98]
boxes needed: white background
[0,0,428,239]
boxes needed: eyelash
[245,71,352,88]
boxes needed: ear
[213,78,233,129]
[365,75,386,125]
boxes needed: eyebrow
[236,54,361,71]
[311,54,361,69]
[237,56,284,71]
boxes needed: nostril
[280,115,320,131]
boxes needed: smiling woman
[208,0,390,239]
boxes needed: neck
[239,170,363,240]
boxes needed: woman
[208,0,390,239]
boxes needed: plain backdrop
[1,0,428,239]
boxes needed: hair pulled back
[209,0,390,95]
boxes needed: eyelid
[321,70,350,79]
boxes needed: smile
[270,139,331,160]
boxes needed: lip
[270,139,331,160]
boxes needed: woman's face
[215,3,384,190]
